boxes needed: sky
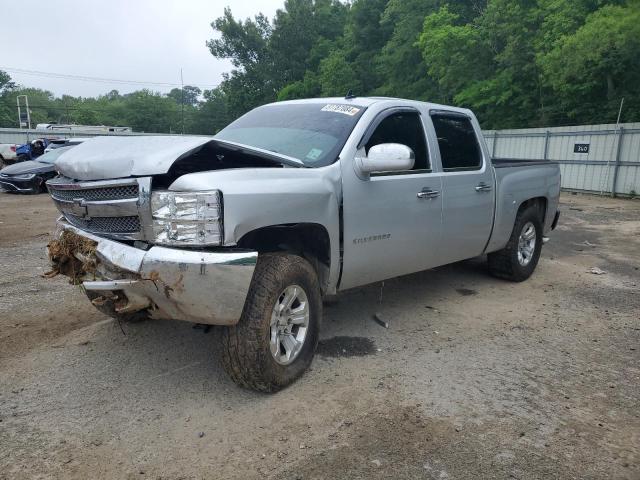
[0,0,285,97]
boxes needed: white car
[0,143,18,168]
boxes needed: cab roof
[268,96,473,116]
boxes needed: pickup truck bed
[487,158,560,254]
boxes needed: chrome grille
[47,176,151,241]
[49,184,138,202]
[65,214,141,233]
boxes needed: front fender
[168,164,343,293]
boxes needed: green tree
[539,2,640,123]
[420,1,544,128]
[0,70,17,127]
[190,87,231,134]
[167,86,202,106]
[206,8,275,117]
[121,90,180,133]
[0,70,15,95]
[270,0,348,84]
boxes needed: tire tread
[220,252,320,392]
[488,205,543,282]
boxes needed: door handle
[417,188,440,199]
[475,182,492,192]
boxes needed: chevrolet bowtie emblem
[68,198,90,219]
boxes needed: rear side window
[365,112,429,171]
[430,113,482,171]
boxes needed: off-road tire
[84,290,149,323]
[488,205,543,282]
[220,252,322,392]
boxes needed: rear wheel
[488,205,543,282]
[220,252,321,392]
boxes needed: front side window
[430,113,482,171]
[365,112,429,171]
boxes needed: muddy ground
[0,192,638,479]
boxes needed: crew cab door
[428,111,495,264]
[339,109,443,290]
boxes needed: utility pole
[180,68,185,135]
[611,98,625,198]
[17,95,31,129]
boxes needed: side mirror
[355,143,415,175]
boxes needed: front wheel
[220,252,322,392]
[488,205,543,282]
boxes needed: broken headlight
[150,190,222,246]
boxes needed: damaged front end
[46,222,257,325]
[46,230,98,283]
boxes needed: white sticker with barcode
[321,104,361,116]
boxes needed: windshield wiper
[213,139,305,168]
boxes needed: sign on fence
[573,143,590,154]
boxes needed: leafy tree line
[0,79,214,134]
[210,0,640,129]
[1,0,638,133]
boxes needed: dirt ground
[0,192,638,480]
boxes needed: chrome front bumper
[56,221,258,325]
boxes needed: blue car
[15,138,52,162]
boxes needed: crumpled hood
[54,135,303,181]
[55,135,214,181]
[0,160,53,176]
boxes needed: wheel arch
[517,196,547,224]
[486,195,550,254]
[237,223,332,294]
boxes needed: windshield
[215,103,366,167]
[38,146,73,164]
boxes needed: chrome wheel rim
[270,285,310,365]
[517,221,536,266]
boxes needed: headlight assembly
[12,173,36,180]
[150,190,222,246]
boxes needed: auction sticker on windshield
[306,148,323,161]
[321,104,361,116]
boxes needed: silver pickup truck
[46,97,560,391]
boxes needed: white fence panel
[0,128,174,145]
[485,122,640,196]
[2,122,639,196]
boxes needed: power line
[1,66,221,89]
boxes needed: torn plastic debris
[372,312,389,329]
[44,230,98,284]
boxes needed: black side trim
[428,109,471,119]
[371,169,432,177]
[492,158,558,168]
[551,210,560,230]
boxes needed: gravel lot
[1,192,638,480]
